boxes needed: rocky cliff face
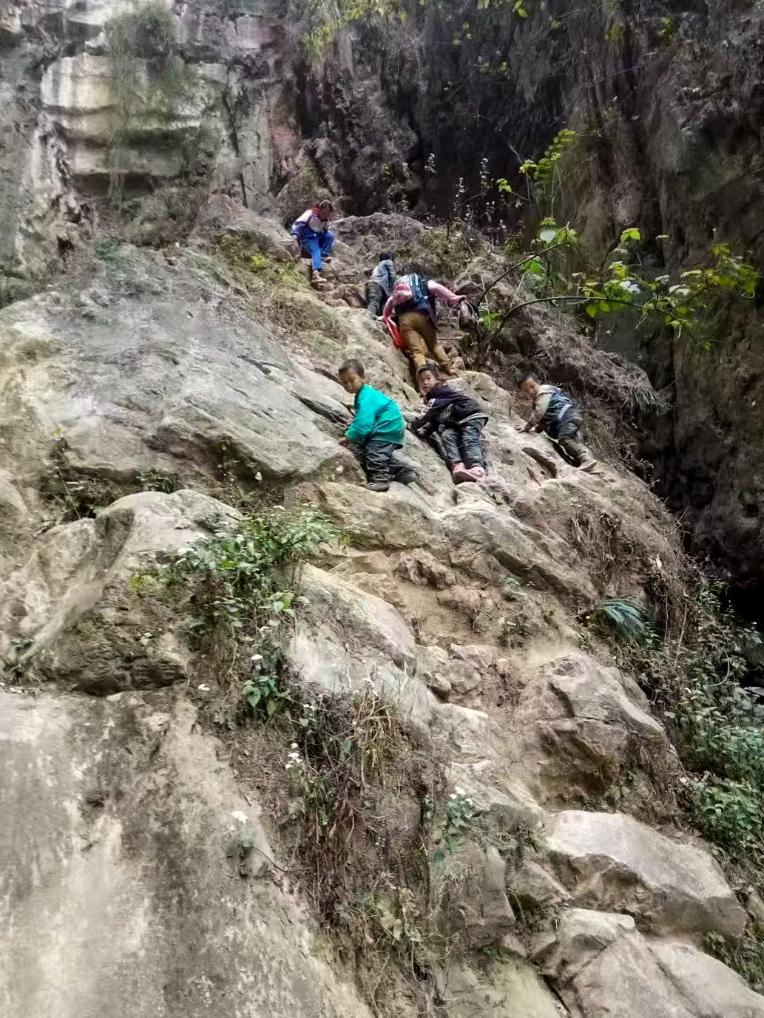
[1,202,762,1017]
[3,0,761,588]
[1,3,764,1017]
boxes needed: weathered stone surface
[432,703,492,762]
[440,957,564,1018]
[434,839,515,949]
[0,489,239,693]
[299,564,416,670]
[543,811,746,938]
[0,688,372,1018]
[539,909,764,1018]
[513,652,675,802]
[650,940,764,1018]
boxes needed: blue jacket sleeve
[345,388,377,444]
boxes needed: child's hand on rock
[338,436,350,447]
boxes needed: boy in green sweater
[338,359,417,492]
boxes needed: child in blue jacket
[338,359,417,492]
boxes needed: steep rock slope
[2,0,761,581]
[1,208,762,1018]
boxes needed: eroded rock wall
[0,210,761,1017]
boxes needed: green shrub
[163,508,336,640]
[690,778,763,853]
[632,584,764,864]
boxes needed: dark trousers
[366,281,387,317]
[360,439,409,484]
[439,419,487,468]
[555,414,592,466]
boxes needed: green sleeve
[345,387,377,444]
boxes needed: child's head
[517,370,541,398]
[315,199,334,219]
[379,251,395,263]
[417,362,441,396]
[338,358,365,394]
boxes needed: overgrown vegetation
[588,597,648,643]
[214,235,344,343]
[153,509,337,672]
[104,1,199,201]
[475,218,759,352]
[600,584,764,867]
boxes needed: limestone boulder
[0,251,350,514]
[542,811,746,937]
[433,840,515,949]
[0,688,372,1018]
[443,502,596,599]
[538,909,764,1018]
[513,652,675,803]
[298,564,416,670]
[439,957,564,1018]
[310,479,447,550]
[650,940,764,1018]
[416,643,514,706]
[0,489,240,694]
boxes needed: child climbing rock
[382,272,468,378]
[291,200,335,283]
[516,372,597,471]
[366,252,397,318]
[338,359,418,492]
[410,362,488,483]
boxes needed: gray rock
[299,564,416,670]
[543,811,747,938]
[513,651,676,803]
[439,957,564,1018]
[433,840,515,949]
[0,688,372,1018]
[0,490,240,693]
[540,909,764,1018]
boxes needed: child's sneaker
[468,465,486,481]
[397,468,418,485]
[366,480,390,492]
[451,462,476,484]
[579,458,598,472]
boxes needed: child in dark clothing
[338,358,418,492]
[409,362,488,484]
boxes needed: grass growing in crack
[214,235,343,343]
[280,682,405,913]
[425,791,484,869]
[587,597,648,643]
[157,508,337,659]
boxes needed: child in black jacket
[409,362,488,483]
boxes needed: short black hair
[417,362,441,380]
[517,370,539,387]
[379,251,395,262]
[339,358,365,376]
[317,199,334,210]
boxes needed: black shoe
[366,480,390,492]
[396,469,418,485]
